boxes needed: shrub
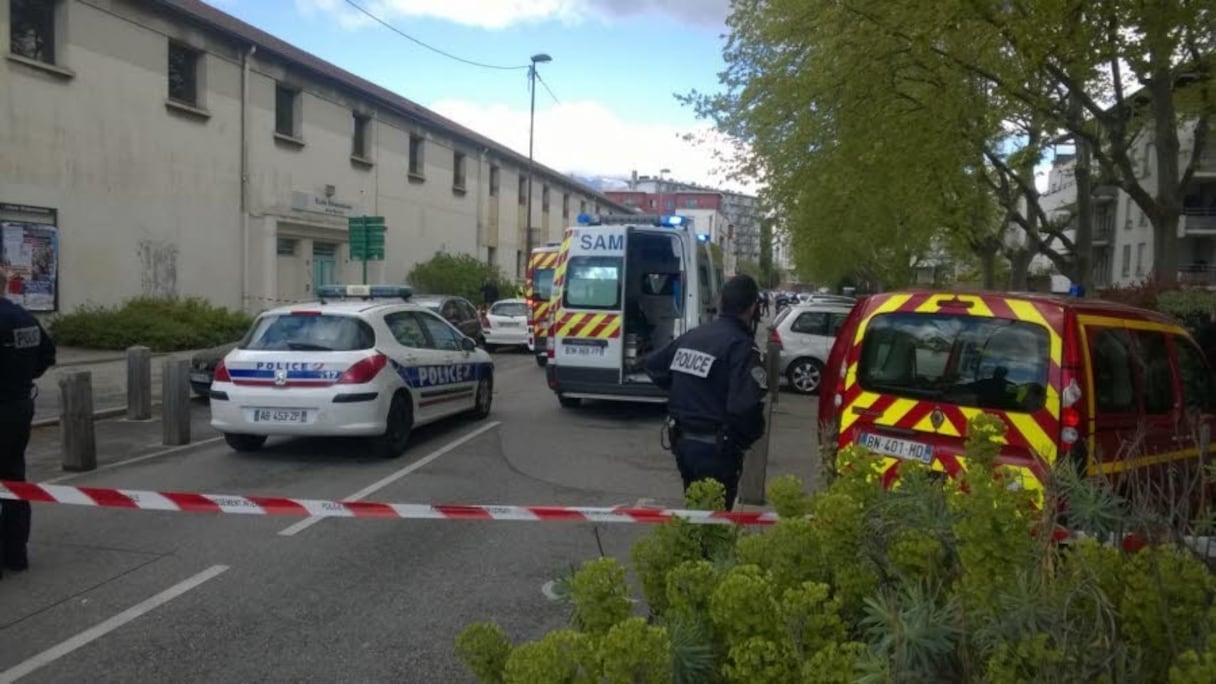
[1097,275,1181,310]
[406,252,517,304]
[49,297,253,352]
[456,415,1216,682]
[1157,289,1216,335]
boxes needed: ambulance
[526,242,561,367]
[544,213,725,408]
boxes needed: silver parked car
[769,302,855,394]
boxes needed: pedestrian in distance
[480,278,500,309]
[644,274,767,511]
[0,266,57,578]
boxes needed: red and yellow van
[526,243,561,367]
[819,291,1216,505]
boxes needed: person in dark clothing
[480,279,500,308]
[644,274,767,510]
[0,267,56,578]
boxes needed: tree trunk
[1073,93,1095,295]
[1007,249,1032,290]
[1148,50,1182,282]
[979,248,998,290]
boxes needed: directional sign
[349,216,386,261]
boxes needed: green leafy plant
[406,252,516,303]
[48,297,253,351]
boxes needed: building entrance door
[313,242,338,288]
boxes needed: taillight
[1060,374,1082,444]
[338,353,388,384]
[213,359,231,383]
[768,328,782,350]
[833,360,846,409]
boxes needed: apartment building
[626,174,762,263]
[0,0,629,314]
[603,188,737,272]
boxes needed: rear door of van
[552,226,627,377]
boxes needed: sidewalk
[34,347,203,423]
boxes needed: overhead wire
[342,0,530,71]
[535,72,561,105]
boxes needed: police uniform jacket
[0,298,56,403]
[644,315,766,450]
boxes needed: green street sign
[348,216,386,261]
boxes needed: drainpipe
[477,147,488,261]
[240,44,257,311]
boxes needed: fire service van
[526,242,561,367]
[544,213,725,408]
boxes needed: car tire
[374,393,413,459]
[468,373,493,419]
[535,355,548,368]
[558,394,581,409]
[787,358,824,395]
[225,433,267,452]
[191,383,211,399]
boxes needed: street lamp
[525,53,552,264]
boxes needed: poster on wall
[1,221,59,311]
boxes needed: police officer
[0,266,56,578]
[644,274,767,510]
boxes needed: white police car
[209,285,494,457]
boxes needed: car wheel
[468,373,493,419]
[374,393,413,458]
[225,433,267,452]
[558,394,581,409]
[787,358,824,395]
[535,355,548,368]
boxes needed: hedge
[407,252,519,304]
[457,414,1216,682]
[49,297,253,352]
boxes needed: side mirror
[460,336,477,352]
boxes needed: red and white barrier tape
[0,481,778,526]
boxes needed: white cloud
[295,0,729,31]
[430,98,757,194]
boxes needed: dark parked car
[410,294,486,346]
[190,342,239,397]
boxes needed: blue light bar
[660,214,685,227]
[317,284,413,301]
[576,213,598,225]
[696,233,710,242]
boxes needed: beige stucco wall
[0,0,618,314]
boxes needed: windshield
[563,256,623,310]
[857,313,1050,412]
[241,314,374,351]
[533,268,555,301]
[491,302,528,317]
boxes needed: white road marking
[43,437,226,485]
[0,565,230,683]
[277,421,503,537]
[541,580,563,602]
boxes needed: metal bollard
[162,359,191,446]
[738,333,781,506]
[59,371,97,472]
[126,345,152,420]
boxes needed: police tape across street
[0,480,780,526]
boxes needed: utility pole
[525,53,552,265]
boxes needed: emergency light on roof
[575,213,693,228]
[316,284,413,302]
[696,233,711,242]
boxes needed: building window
[275,84,300,137]
[1142,142,1155,176]
[1121,244,1131,277]
[542,185,550,212]
[167,42,202,106]
[519,175,528,206]
[10,0,57,64]
[562,193,570,219]
[453,151,467,190]
[352,112,371,159]
[489,165,500,196]
[408,134,425,177]
[276,238,298,256]
[580,200,587,214]
[1136,243,1146,276]
[649,199,656,209]
[487,246,497,267]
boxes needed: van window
[533,268,555,301]
[1132,331,1174,414]
[564,256,622,310]
[1089,328,1137,413]
[1173,334,1216,411]
[857,313,1050,412]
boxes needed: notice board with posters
[0,203,60,312]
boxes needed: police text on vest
[671,348,715,378]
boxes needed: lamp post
[525,53,552,265]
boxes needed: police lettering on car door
[397,363,484,387]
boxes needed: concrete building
[0,0,630,314]
[625,174,762,264]
[603,188,736,272]
[1015,118,1216,290]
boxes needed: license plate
[499,321,521,328]
[190,372,211,383]
[562,345,605,357]
[251,409,308,424]
[859,432,934,464]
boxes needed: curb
[32,401,166,429]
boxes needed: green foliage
[457,416,1216,682]
[406,251,515,303]
[48,297,253,352]
[1157,289,1216,335]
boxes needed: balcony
[1178,263,1216,287]
[1198,143,1216,175]
[1093,221,1113,245]
[1180,208,1216,236]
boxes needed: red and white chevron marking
[0,480,779,526]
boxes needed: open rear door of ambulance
[552,225,628,392]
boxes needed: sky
[203,0,751,193]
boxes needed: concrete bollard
[59,371,97,472]
[162,359,191,446]
[738,334,781,506]
[126,345,152,420]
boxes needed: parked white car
[769,302,856,394]
[482,298,530,350]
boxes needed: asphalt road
[0,348,819,683]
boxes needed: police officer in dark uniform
[0,266,56,577]
[644,274,766,510]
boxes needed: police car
[209,285,494,457]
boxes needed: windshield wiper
[286,342,335,351]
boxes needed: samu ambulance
[526,242,561,367]
[544,213,725,408]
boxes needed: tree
[406,252,513,303]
